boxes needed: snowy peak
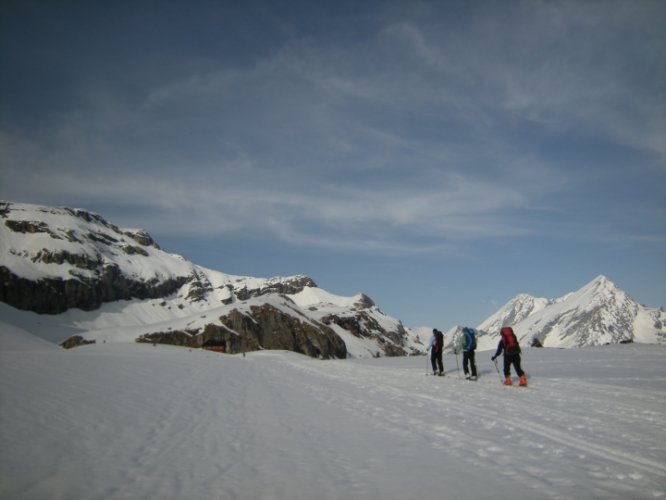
[576,274,620,300]
[476,275,665,349]
[568,275,635,317]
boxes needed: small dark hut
[202,339,226,353]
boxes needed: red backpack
[500,327,521,355]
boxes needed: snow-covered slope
[0,201,419,358]
[2,328,665,500]
[0,318,57,352]
[475,275,665,350]
[0,201,190,283]
[477,294,553,336]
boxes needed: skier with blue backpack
[454,327,477,380]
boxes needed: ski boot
[519,375,527,387]
[504,375,512,386]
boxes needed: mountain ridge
[473,275,665,350]
[0,201,422,358]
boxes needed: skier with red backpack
[491,327,527,387]
[428,329,445,376]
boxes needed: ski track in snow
[280,354,666,499]
[1,341,665,500]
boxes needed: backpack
[464,328,476,350]
[500,327,521,355]
[434,330,444,353]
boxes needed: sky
[1,0,665,329]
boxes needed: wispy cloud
[1,0,664,255]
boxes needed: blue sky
[1,0,665,329]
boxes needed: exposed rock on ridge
[234,276,317,301]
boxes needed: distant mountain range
[1,201,663,356]
[472,275,665,350]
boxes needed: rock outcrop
[322,311,408,356]
[134,303,347,359]
[0,265,189,314]
[60,335,96,349]
[234,276,317,301]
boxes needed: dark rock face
[5,220,54,235]
[0,266,189,314]
[234,276,317,300]
[136,303,348,359]
[30,249,102,269]
[121,245,149,256]
[137,330,194,347]
[184,271,214,302]
[322,311,408,357]
[123,229,160,249]
[60,335,96,349]
[222,304,347,359]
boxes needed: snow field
[1,327,665,500]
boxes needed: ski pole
[492,358,503,383]
[426,349,429,376]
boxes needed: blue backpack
[464,328,477,350]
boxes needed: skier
[427,328,444,376]
[491,326,527,386]
[455,327,477,380]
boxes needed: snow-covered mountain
[475,275,665,350]
[0,201,423,358]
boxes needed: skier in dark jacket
[428,329,444,376]
[491,326,526,386]
[455,327,477,380]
